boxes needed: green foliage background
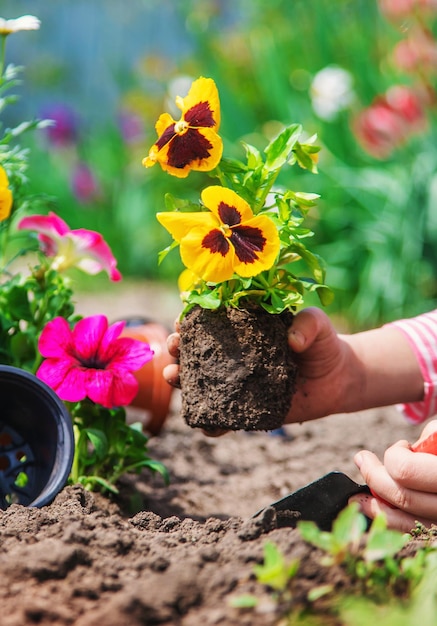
[5,0,437,329]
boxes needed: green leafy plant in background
[10,0,437,327]
[0,15,168,497]
[172,0,437,328]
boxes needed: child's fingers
[167,332,180,358]
[163,363,180,388]
[355,448,437,521]
[349,493,435,532]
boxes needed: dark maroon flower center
[155,101,217,169]
[167,129,213,169]
[184,101,216,128]
[201,201,266,264]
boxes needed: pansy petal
[201,186,254,222]
[232,216,280,277]
[38,317,73,358]
[155,112,176,142]
[182,77,221,129]
[164,128,222,177]
[0,187,12,221]
[189,129,223,171]
[157,211,217,242]
[152,131,222,178]
[181,227,236,282]
[0,166,8,187]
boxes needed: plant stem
[0,35,6,84]
[71,424,81,485]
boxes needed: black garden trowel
[253,471,371,531]
[253,431,437,531]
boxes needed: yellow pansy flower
[0,166,12,221]
[143,77,222,178]
[157,186,280,283]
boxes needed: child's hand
[163,307,350,423]
[350,420,437,531]
[285,307,351,423]
[163,326,181,388]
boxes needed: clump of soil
[179,306,297,431]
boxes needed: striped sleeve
[386,310,437,423]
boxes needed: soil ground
[0,281,427,625]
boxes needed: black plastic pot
[0,365,74,509]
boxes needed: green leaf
[242,142,263,170]
[85,428,109,461]
[164,193,200,212]
[4,285,32,320]
[219,156,248,174]
[229,594,259,609]
[298,521,335,553]
[364,514,410,562]
[332,502,367,552]
[253,541,295,591]
[292,142,318,173]
[157,239,179,265]
[264,123,302,171]
[186,290,222,310]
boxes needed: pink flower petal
[18,212,121,282]
[37,314,155,408]
[17,211,70,237]
[72,315,108,361]
[38,317,74,358]
[53,365,89,402]
[69,230,122,282]
[85,369,139,408]
[37,359,87,402]
[106,337,154,372]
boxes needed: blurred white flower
[310,66,354,121]
[0,15,41,36]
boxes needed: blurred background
[3,0,437,329]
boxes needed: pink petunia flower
[36,315,154,408]
[17,211,122,281]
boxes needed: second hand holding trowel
[253,431,437,531]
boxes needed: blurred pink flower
[379,0,437,20]
[17,211,122,281]
[386,85,427,129]
[71,162,101,203]
[37,315,154,408]
[393,29,437,74]
[353,86,426,158]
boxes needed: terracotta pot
[121,318,175,436]
[0,365,74,509]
